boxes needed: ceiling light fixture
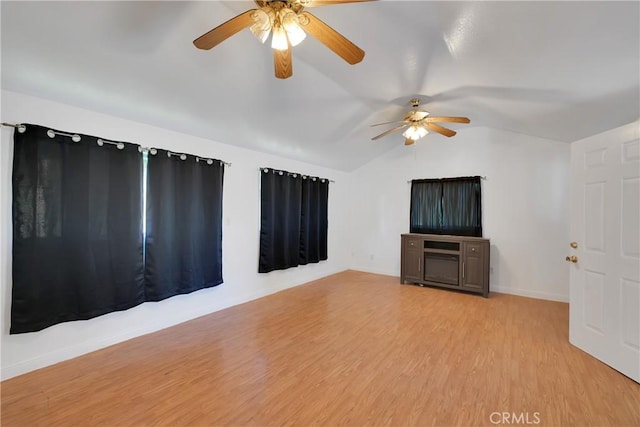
[250,3,306,51]
[280,8,306,46]
[402,125,429,141]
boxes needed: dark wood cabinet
[402,237,423,281]
[400,233,490,297]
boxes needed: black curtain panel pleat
[300,177,329,264]
[410,179,443,234]
[259,170,302,273]
[441,177,482,236]
[410,176,482,237]
[144,151,224,300]
[11,124,144,334]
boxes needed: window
[11,124,225,333]
[258,168,329,273]
[410,176,482,237]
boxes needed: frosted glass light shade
[402,125,428,140]
[250,8,274,44]
[280,9,306,47]
[271,25,289,51]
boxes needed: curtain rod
[407,176,487,183]
[2,123,232,166]
[259,167,335,183]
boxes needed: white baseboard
[348,265,399,278]
[490,285,569,303]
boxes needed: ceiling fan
[371,98,471,146]
[193,0,372,79]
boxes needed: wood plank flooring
[2,270,639,426]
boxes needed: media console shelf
[400,233,490,297]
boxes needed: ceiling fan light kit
[372,98,470,145]
[194,0,370,79]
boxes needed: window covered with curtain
[11,125,226,334]
[144,150,224,299]
[259,168,329,273]
[410,176,482,237]
[11,124,144,334]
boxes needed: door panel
[570,121,640,383]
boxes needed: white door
[569,121,640,382]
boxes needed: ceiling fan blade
[303,0,375,6]
[299,12,364,64]
[370,120,407,127]
[274,47,293,79]
[193,10,256,50]
[426,123,457,137]
[404,139,415,146]
[371,124,407,141]
[425,116,470,124]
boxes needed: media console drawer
[400,233,490,297]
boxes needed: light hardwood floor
[2,270,639,426]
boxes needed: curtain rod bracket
[1,122,26,133]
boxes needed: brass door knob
[570,242,578,249]
[565,255,578,263]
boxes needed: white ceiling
[2,1,639,171]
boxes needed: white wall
[346,126,571,302]
[0,90,575,380]
[0,90,350,380]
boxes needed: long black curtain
[410,176,482,237]
[11,124,144,334]
[259,169,329,273]
[144,150,224,300]
[259,170,302,273]
[300,177,329,264]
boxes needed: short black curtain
[410,176,482,237]
[259,170,302,273]
[300,177,329,264]
[258,169,329,273]
[11,124,144,334]
[144,150,224,300]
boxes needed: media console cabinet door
[461,242,486,290]
[403,238,422,282]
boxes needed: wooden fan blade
[299,12,364,64]
[193,10,256,50]
[372,124,407,141]
[426,123,457,137]
[425,116,470,124]
[370,120,407,127]
[405,138,415,146]
[274,47,293,79]
[304,0,374,6]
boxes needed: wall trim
[490,285,569,303]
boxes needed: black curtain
[11,124,144,334]
[144,150,224,300]
[409,179,442,234]
[299,177,329,264]
[259,170,302,273]
[410,176,482,237]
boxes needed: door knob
[565,255,578,263]
[570,242,578,249]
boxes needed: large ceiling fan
[193,0,372,79]
[371,98,471,146]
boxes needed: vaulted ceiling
[2,1,639,171]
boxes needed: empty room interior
[1,1,639,426]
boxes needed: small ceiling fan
[193,0,372,79]
[371,98,470,146]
